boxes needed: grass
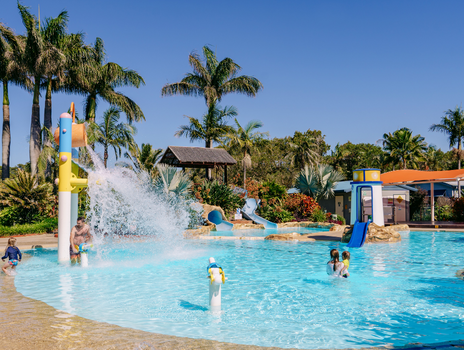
[0,218,58,237]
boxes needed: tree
[18,3,69,176]
[285,130,330,169]
[161,45,263,108]
[295,164,344,202]
[382,128,427,169]
[0,24,30,179]
[88,107,136,168]
[118,143,163,177]
[430,107,464,169]
[71,38,145,123]
[225,119,268,188]
[175,103,237,179]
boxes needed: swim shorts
[70,245,81,257]
[9,260,18,266]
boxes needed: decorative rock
[330,224,349,232]
[265,232,316,242]
[341,223,407,244]
[456,269,464,279]
[199,203,227,226]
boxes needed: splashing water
[81,146,200,262]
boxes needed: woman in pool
[326,249,344,277]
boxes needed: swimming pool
[15,230,464,349]
[210,226,330,237]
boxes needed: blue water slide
[208,210,234,231]
[347,220,370,248]
[242,198,278,229]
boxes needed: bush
[0,218,58,237]
[336,215,346,225]
[453,197,464,222]
[311,208,327,223]
[259,206,293,223]
[194,180,245,216]
[260,181,287,202]
[283,193,321,220]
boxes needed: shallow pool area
[15,230,464,349]
[210,226,330,237]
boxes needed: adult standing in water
[326,249,345,277]
[70,217,91,264]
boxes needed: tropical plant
[17,4,72,176]
[295,164,344,202]
[118,143,163,177]
[0,24,30,179]
[162,45,263,108]
[381,128,427,169]
[69,37,145,122]
[194,180,245,215]
[88,107,136,167]
[310,208,328,223]
[0,218,57,236]
[259,205,293,223]
[0,169,55,224]
[37,127,59,183]
[176,104,236,148]
[286,130,330,169]
[430,107,464,169]
[283,193,321,220]
[155,164,192,196]
[226,119,268,188]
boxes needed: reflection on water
[59,273,74,314]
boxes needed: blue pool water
[210,226,330,237]
[15,231,464,349]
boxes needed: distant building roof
[159,146,237,168]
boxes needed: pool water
[15,231,464,349]
[210,226,330,237]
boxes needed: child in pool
[2,238,22,276]
[341,251,350,278]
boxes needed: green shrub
[311,208,327,223]
[260,181,287,202]
[195,180,245,216]
[0,218,58,237]
[259,206,293,223]
[336,215,346,225]
[453,197,464,222]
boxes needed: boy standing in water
[70,217,91,264]
[341,251,350,278]
[2,238,21,275]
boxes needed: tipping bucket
[54,123,87,147]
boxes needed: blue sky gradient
[2,0,464,166]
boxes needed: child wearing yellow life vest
[341,251,350,278]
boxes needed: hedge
[0,218,58,237]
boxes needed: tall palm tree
[285,137,321,169]
[0,24,30,179]
[295,164,344,202]
[382,128,427,169]
[69,38,145,123]
[225,119,268,188]
[88,107,136,168]
[118,143,163,177]
[18,3,69,176]
[430,107,464,169]
[161,45,263,108]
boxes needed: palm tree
[18,4,69,176]
[161,45,263,108]
[0,24,30,179]
[285,137,321,169]
[69,38,145,123]
[430,107,464,169]
[176,103,237,179]
[155,164,193,197]
[295,164,344,202]
[382,128,427,169]
[225,119,268,188]
[118,143,163,177]
[88,107,136,168]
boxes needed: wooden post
[224,165,228,184]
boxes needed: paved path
[0,233,58,251]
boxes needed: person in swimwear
[326,249,345,277]
[70,217,91,264]
[2,238,21,275]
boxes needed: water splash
[82,146,199,261]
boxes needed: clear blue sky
[2,0,464,166]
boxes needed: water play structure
[54,103,88,262]
[242,198,278,229]
[207,257,226,310]
[207,210,234,231]
[348,168,384,248]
